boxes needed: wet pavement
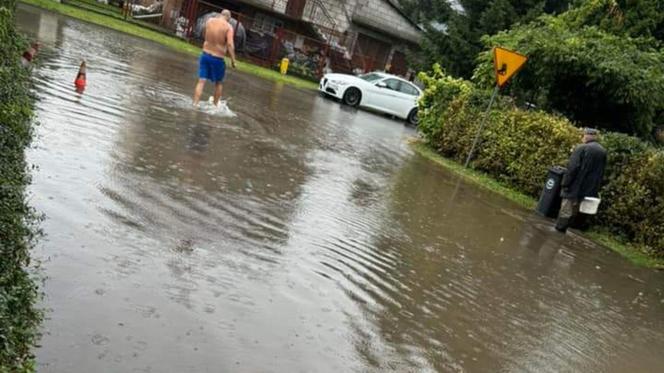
[17,4,664,373]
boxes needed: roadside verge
[411,141,664,269]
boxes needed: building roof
[385,0,424,32]
[352,0,423,44]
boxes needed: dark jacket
[561,140,607,200]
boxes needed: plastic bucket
[580,197,601,215]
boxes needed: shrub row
[0,2,41,372]
[418,65,664,256]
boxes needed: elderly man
[555,128,607,233]
[193,9,237,107]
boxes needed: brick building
[168,0,422,76]
[320,0,422,75]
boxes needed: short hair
[221,9,231,20]
[583,128,599,136]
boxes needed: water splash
[203,96,237,117]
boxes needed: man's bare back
[203,16,234,59]
[193,10,236,107]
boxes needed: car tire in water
[407,108,419,126]
[342,88,361,107]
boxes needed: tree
[408,0,572,78]
[544,0,575,14]
[397,0,445,23]
[420,13,478,78]
[403,0,664,137]
[563,0,664,41]
[473,14,664,138]
[479,0,518,36]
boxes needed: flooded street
[17,5,664,372]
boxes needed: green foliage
[419,85,580,195]
[418,68,664,256]
[396,0,445,24]
[479,0,519,36]
[408,0,664,139]
[0,1,42,371]
[600,131,650,173]
[595,146,664,254]
[474,14,664,138]
[410,0,571,78]
[417,63,474,141]
[563,0,664,41]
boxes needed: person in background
[555,128,607,233]
[21,42,39,67]
[74,60,86,93]
[228,17,246,53]
[192,9,236,107]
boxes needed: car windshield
[359,73,384,82]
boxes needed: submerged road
[17,4,664,372]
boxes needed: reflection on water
[18,4,664,373]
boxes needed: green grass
[20,0,319,90]
[586,230,664,269]
[411,141,537,209]
[411,140,664,269]
[65,0,124,19]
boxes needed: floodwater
[17,5,664,373]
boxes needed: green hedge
[418,65,664,257]
[0,2,41,372]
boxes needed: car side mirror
[376,82,387,88]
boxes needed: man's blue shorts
[198,52,226,83]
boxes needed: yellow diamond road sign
[493,47,527,88]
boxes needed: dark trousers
[555,198,580,232]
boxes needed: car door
[368,78,405,115]
[396,81,421,118]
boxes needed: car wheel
[342,88,361,107]
[407,108,419,126]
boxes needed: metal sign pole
[464,84,500,168]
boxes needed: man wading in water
[193,9,237,107]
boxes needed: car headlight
[329,79,348,85]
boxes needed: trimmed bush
[596,147,664,254]
[418,68,664,256]
[0,1,41,371]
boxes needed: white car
[319,72,422,125]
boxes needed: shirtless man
[193,9,237,107]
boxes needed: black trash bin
[536,166,566,218]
